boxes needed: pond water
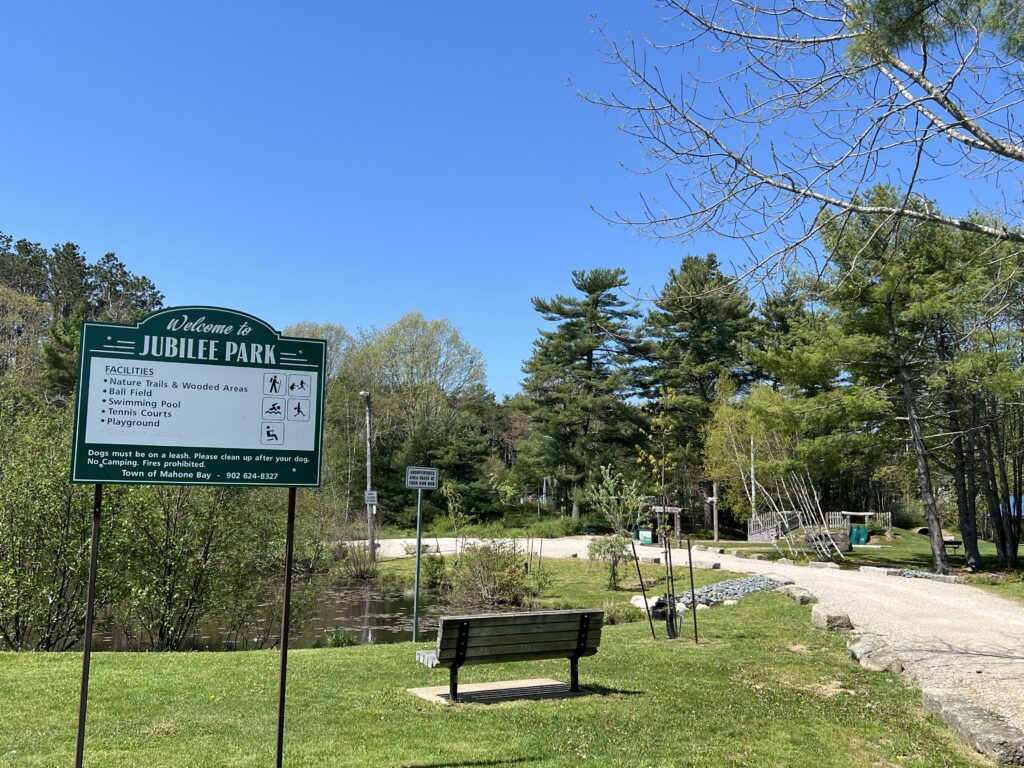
[89,586,449,651]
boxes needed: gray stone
[762,572,795,586]
[895,568,966,584]
[630,595,665,612]
[811,605,853,630]
[695,603,710,611]
[922,689,1024,765]
[860,654,904,674]
[640,556,661,564]
[777,557,794,565]
[808,561,841,570]
[723,599,738,606]
[859,565,900,576]
[705,547,725,554]
[781,585,817,605]
[848,634,887,661]
[847,634,904,673]
[749,553,768,560]
[692,561,722,570]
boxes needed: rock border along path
[380,535,1024,750]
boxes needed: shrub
[450,538,538,607]
[601,600,644,625]
[588,534,630,589]
[324,628,359,647]
[423,554,448,590]
[335,544,378,585]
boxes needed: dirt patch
[787,643,810,654]
[805,680,854,698]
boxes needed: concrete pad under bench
[408,678,590,705]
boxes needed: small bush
[588,535,630,589]
[525,517,572,538]
[324,628,359,647]
[335,544,378,585]
[423,554,448,590]
[892,505,925,529]
[450,539,540,607]
[601,600,644,625]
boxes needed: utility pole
[712,480,719,543]
[360,391,376,562]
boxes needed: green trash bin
[850,525,868,545]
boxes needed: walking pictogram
[287,399,310,422]
[264,373,284,395]
[262,422,284,444]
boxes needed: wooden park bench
[943,539,962,555]
[415,609,604,703]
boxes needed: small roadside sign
[364,490,378,505]
[405,466,438,490]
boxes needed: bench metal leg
[449,666,459,703]
[570,657,579,692]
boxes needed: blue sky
[1,3,998,397]
[2,2,723,397]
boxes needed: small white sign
[364,490,378,505]
[405,466,438,490]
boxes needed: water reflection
[306,586,446,646]
[88,587,447,651]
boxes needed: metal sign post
[276,487,297,768]
[413,487,424,642]
[405,466,438,642]
[70,307,325,768]
[74,484,103,768]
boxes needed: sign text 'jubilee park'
[73,307,326,487]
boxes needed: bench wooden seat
[942,539,962,554]
[415,609,603,702]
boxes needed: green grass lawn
[843,528,1024,603]
[1,573,992,767]
[375,547,738,610]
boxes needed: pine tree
[522,268,641,520]
[641,255,755,514]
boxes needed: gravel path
[379,535,1024,731]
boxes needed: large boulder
[811,605,853,631]
[780,585,817,605]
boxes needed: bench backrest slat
[432,609,603,666]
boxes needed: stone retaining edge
[922,689,1024,766]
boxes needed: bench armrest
[416,650,440,669]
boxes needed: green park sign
[72,306,325,487]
